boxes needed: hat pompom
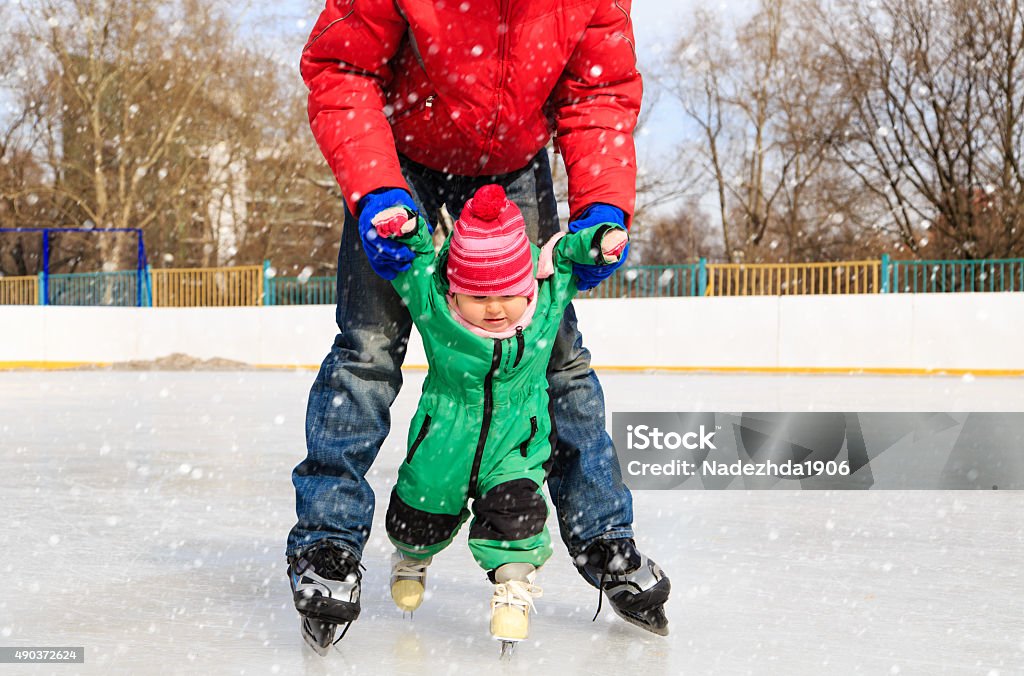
[470,184,506,221]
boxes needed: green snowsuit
[384,218,615,572]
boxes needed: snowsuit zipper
[513,326,525,368]
[520,416,538,457]
[468,340,502,497]
[405,414,432,464]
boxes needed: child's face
[454,294,528,332]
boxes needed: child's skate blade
[498,639,518,660]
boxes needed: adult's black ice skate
[574,538,670,636]
[288,540,363,654]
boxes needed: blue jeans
[287,150,634,561]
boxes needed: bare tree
[0,0,341,276]
[0,5,51,274]
[232,62,342,276]
[664,9,734,259]
[10,0,240,269]
[816,0,1024,259]
[630,203,721,265]
[665,0,874,263]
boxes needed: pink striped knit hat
[447,184,534,297]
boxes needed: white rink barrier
[3,294,1024,374]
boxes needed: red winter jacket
[301,0,642,222]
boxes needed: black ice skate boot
[574,538,671,636]
[288,540,363,654]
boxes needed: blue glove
[357,188,421,280]
[567,204,630,291]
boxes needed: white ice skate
[489,563,542,660]
[390,550,431,614]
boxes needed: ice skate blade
[299,617,334,656]
[609,605,670,637]
[302,634,330,656]
[498,639,519,661]
[391,579,425,612]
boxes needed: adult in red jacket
[287,0,670,652]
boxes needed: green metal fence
[266,275,336,306]
[47,270,149,306]
[582,263,701,298]
[887,256,1024,293]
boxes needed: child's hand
[601,228,628,263]
[372,206,418,238]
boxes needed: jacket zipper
[390,94,434,125]
[481,0,512,161]
[405,414,432,464]
[392,16,436,122]
[612,0,637,59]
[512,326,525,368]
[520,416,538,457]
[468,340,502,496]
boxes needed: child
[371,184,627,646]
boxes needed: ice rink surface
[1,369,1023,675]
